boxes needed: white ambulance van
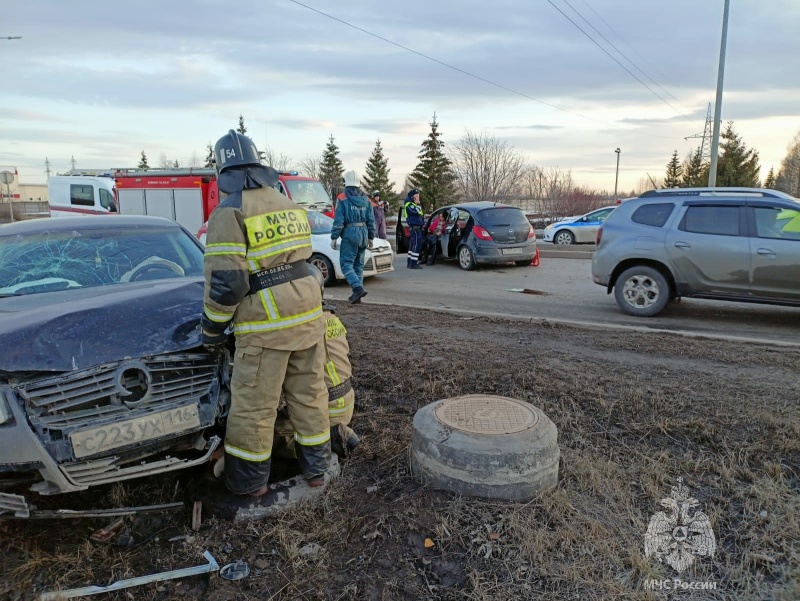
[47,175,118,217]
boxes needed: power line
[562,0,692,116]
[284,0,611,126]
[547,0,694,123]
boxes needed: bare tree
[187,152,200,168]
[634,174,663,195]
[775,131,800,196]
[260,143,294,172]
[449,130,526,202]
[158,152,170,169]
[298,154,322,180]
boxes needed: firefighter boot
[331,424,360,459]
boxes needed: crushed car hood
[0,278,205,374]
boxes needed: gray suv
[591,188,800,317]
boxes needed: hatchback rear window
[631,203,674,227]
[477,208,530,227]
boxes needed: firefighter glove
[202,328,229,355]
[330,239,338,250]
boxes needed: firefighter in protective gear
[330,170,376,304]
[202,129,331,496]
[273,307,360,461]
[403,189,425,269]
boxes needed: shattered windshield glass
[0,226,205,297]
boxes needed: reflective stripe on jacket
[203,186,324,351]
[404,200,425,227]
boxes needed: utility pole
[45,157,51,180]
[708,0,731,187]
[614,148,621,198]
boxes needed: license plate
[71,405,201,459]
[375,257,392,267]
[502,248,523,255]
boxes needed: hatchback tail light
[528,225,535,240]
[596,226,603,246]
[472,225,493,241]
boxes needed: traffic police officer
[202,130,331,496]
[403,188,425,269]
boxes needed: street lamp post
[614,148,621,198]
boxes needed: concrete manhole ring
[412,394,559,501]
[434,395,539,434]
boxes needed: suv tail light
[528,225,535,240]
[596,226,603,246]
[472,225,493,241]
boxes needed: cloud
[495,124,563,131]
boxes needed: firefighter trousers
[223,341,331,495]
[274,388,355,459]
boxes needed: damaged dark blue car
[0,216,230,518]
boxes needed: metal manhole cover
[434,395,539,435]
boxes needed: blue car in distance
[542,205,617,245]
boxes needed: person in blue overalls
[331,171,376,304]
[403,188,425,269]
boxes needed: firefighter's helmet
[342,171,359,187]
[214,130,262,174]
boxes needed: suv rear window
[680,205,740,236]
[477,207,530,227]
[631,203,674,227]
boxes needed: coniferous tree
[764,167,776,189]
[319,135,344,200]
[237,115,247,135]
[408,113,457,213]
[774,132,800,195]
[681,147,707,187]
[137,151,149,171]
[664,150,682,188]
[173,159,180,168]
[362,139,398,210]
[715,121,760,187]
[204,144,215,168]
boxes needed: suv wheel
[614,266,670,317]
[554,230,575,245]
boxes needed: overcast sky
[2,0,799,193]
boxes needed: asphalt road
[325,253,800,346]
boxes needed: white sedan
[197,210,394,287]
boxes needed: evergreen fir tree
[237,115,247,135]
[681,147,707,187]
[408,113,457,213]
[664,150,682,188]
[362,139,398,210]
[319,135,344,200]
[173,159,180,168]
[716,121,760,187]
[137,151,149,171]
[204,143,215,168]
[764,167,776,189]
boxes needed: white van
[47,176,118,217]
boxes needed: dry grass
[2,305,799,600]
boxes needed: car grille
[364,258,375,271]
[16,353,217,433]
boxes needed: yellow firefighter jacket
[203,185,324,350]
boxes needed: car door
[440,208,461,258]
[748,204,800,300]
[665,203,750,296]
[575,208,614,243]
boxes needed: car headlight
[0,392,12,425]
[544,224,553,230]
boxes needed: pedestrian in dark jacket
[331,171,376,304]
[403,189,425,269]
[369,190,387,239]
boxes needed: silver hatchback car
[591,188,800,317]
